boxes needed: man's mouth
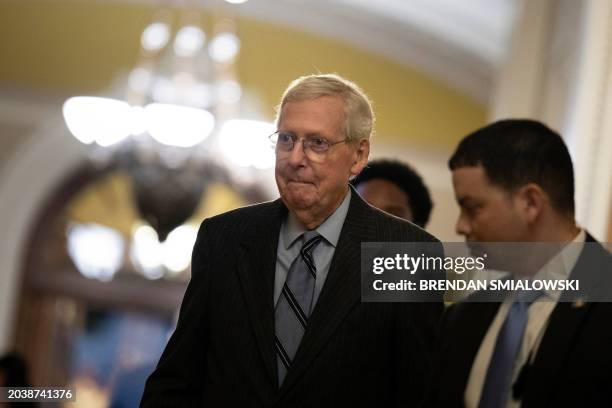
[288,179,313,185]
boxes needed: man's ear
[516,183,547,223]
[350,138,370,176]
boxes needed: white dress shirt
[465,230,586,408]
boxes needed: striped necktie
[274,230,323,385]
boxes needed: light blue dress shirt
[274,190,351,307]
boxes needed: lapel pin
[572,298,586,308]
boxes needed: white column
[491,0,612,240]
[490,0,554,120]
[565,0,612,240]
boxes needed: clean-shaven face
[452,165,528,242]
[275,95,366,219]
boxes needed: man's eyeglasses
[269,131,349,161]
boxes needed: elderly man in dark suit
[427,119,612,408]
[141,74,443,407]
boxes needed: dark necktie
[479,290,542,408]
[274,231,323,385]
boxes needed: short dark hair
[448,119,575,215]
[351,159,433,227]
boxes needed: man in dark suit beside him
[427,119,612,407]
[141,74,443,407]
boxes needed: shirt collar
[533,228,586,300]
[282,188,351,249]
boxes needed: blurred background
[0,0,610,406]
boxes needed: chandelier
[61,0,275,282]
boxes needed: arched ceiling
[0,0,491,150]
[121,0,517,103]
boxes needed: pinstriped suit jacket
[141,187,443,407]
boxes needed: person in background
[427,119,612,408]
[352,159,433,227]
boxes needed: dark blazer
[141,187,443,407]
[426,233,612,408]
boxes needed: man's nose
[287,140,307,166]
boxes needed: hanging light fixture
[62,1,275,281]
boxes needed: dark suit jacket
[426,233,612,408]
[141,187,443,407]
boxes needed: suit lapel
[523,234,602,406]
[523,301,592,406]
[444,302,500,400]
[278,189,376,396]
[236,200,286,389]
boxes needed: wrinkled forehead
[277,96,346,135]
[278,94,345,120]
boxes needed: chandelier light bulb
[173,25,206,57]
[209,32,240,63]
[63,97,132,147]
[131,224,164,280]
[162,225,198,273]
[67,223,125,281]
[145,103,215,147]
[141,22,171,52]
[129,106,148,135]
[63,97,216,148]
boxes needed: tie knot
[515,289,543,306]
[301,231,323,255]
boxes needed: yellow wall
[0,0,486,148]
